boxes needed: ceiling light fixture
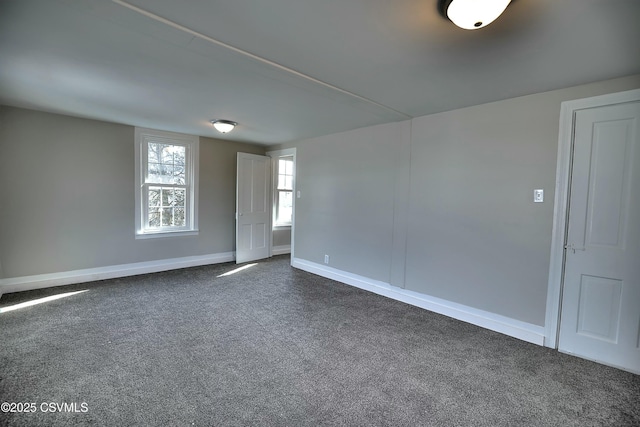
[211,119,237,133]
[440,0,511,30]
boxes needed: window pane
[278,208,292,224]
[278,175,285,189]
[162,208,173,226]
[162,165,175,184]
[174,208,185,226]
[149,208,161,227]
[161,188,173,206]
[173,146,185,165]
[161,145,174,164]
[284,176,293,190]
[148,143,167,163]
[171,146,185,185]
[173,164,185,185]
[280,190,293,208]
[174,189,185,207]
[284,159,293,175]
[148,164,174,184]
[148,163,160,180]
[277,190,293,224]
[148,187,161,207]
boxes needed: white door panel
[559,101,640,373]
[236,153,271,264]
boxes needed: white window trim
[267,149,296,229]
[274,156,294,227]
[135,127,199,239]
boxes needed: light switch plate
[534,189,544,203]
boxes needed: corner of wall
[293,257,546,346]
[389,119,412,288]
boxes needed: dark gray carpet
[0,255,638,426]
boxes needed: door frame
[544,88,640,349]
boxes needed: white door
[236,153,271,264]
[558,101,640,373]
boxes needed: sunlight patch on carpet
[217,263,258,277]
[0,290,88,313]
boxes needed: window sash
[277,158,294,191]
[275,189,293,226]
[142,184,190,231]
[144,142,190,187]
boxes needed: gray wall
[288,75,640,327]
[0,107,264,278]
[273,228,291,248]
[294,121,410,282]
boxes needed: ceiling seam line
[111,0,412,120]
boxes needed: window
[275,156,294,226]
[135,128,199,238]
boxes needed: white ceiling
[1,0,639,145]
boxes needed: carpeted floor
[0,255,638,426]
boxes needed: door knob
[564,243,586,254]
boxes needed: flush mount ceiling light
[440,0,511,30]
[210,119,237,133]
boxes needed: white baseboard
[272,245,291,256]
[292,258,545,346]
[0,252,235,295]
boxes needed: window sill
[273,224,292,230]
[135,229,199,240]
